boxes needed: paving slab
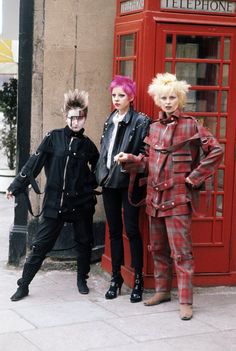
[0,334,40,351]
[166,330,236,351]
[101,339,177,351]
[194,303,236,331]
[107,310,218,342]
[22,320,135,351]
[0,309,35,334]
[13,300,117,328]
[194,287,236,308]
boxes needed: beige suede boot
[179,304,193,320]
[144,292,171,306]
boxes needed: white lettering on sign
[160,0,235,14]
[120,0,145,13]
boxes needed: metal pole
[8,0,34,265]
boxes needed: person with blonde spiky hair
[6,89,99,301]
[115,73,223,320]
[148,72,190,110]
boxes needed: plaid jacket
[126,109,223,217]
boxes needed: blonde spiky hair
[62,89,89,117]
[148,73,191,109]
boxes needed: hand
[185,177,193,185]
[114,152,129,164]
[6,190,13,199]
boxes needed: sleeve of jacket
[187,124,223,187]
[8,132,53,196]
[88,139,100,188]
[138,115,151,154]
[123,134,150,174]
[123,115,151,173]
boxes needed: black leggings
[102,187,143,273]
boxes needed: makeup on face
[159,92,179,116]
[111,86,133,115]
[67,108,86,131]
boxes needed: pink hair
[109,75,136,99]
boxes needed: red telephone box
[102,0,236,287]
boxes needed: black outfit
[96,107,151,274]
[9,126,99,298]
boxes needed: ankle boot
[10,260,43,302]
[105,272,124,299]
[76,253,90,295]
[130,273,143,303]
[10,279,29,301]
[144,292,171,306]
[77,275,89,294]
[180,304,193,320]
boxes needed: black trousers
[102,187,143,273]
[20,210,94,286]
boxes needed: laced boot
[180,304,193,320]
[144,292,171,306]
[105,272,124,299]
[77,275,89,294]
[130,273,143,303]
[10,278,29,301]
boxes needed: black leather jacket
[96,107,151,188]
[8,126,99,218]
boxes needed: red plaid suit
[126,109,223,304]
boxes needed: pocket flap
[172,154,192,162]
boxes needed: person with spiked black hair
[6,89,99,301]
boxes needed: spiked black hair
[62,89,89,117]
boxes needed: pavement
[1,193,236,351]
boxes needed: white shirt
[106,112,126,169]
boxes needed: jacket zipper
[60,137,74,208]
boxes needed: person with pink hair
[96,75,151,303]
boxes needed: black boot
[77,253,90,295]
[130,273,143,303]
[11,279,29,301]
[77,275,89,294]
[105,272,124,299]
[10,261,43,302]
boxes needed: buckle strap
[152,176,186,192]
[152,194,189,211]
[152,132,201,154]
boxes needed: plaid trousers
[149,214,194,304]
